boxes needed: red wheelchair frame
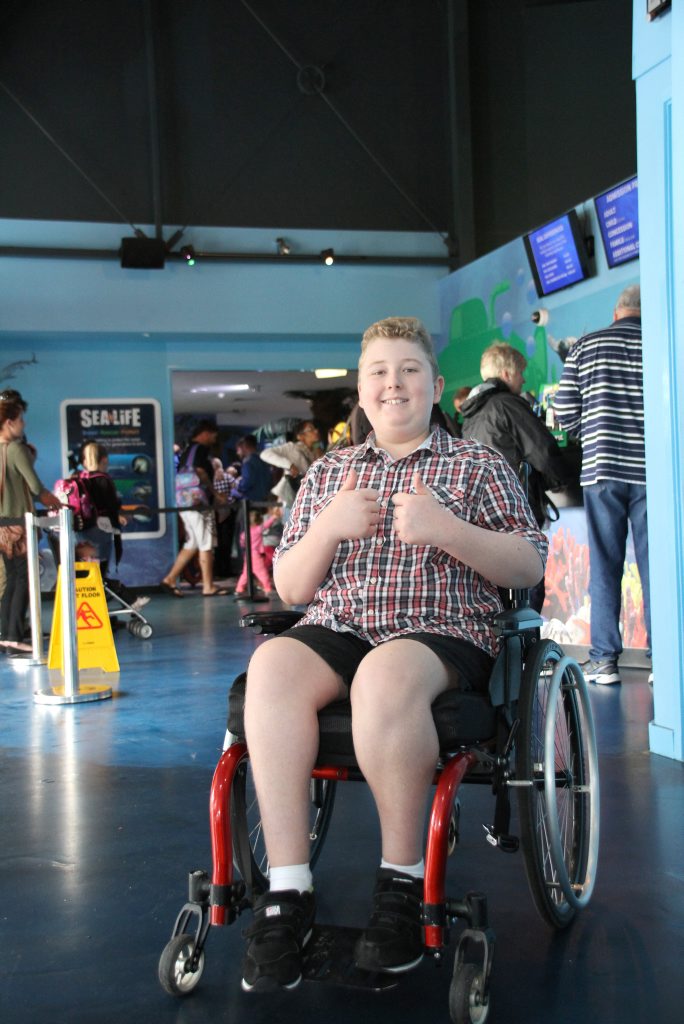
[159,603,600,1024]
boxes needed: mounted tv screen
[594,176,639,268]
[523,210,591,298]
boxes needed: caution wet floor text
[48,562,120,672]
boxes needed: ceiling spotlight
[276,237,291,256]
[321,248,335,266]
[180,245,196,266]
[314,368,348,379]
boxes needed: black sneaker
[583,658,621,686]
[241,889,315,993]
[354,869,424,974]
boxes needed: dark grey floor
[1,588,682,1024]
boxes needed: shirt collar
[361,427,449,462]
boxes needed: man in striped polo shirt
[555,284,650,685]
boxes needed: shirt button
[369,577,377,583]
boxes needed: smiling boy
[242,317,547,992]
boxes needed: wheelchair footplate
[302,925,400,990]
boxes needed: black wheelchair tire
[158,933,205,996]
[516,638,599,929]
[230,757,337,894]
[449,962,490,1024]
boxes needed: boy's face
[357,336,444,445]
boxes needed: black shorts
[276,625,494,693]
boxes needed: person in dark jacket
[460,342,572,610]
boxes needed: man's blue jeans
[584,480,651,661]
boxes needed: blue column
[633,0,683,761]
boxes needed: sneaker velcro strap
[244,891,312,941]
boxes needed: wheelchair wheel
[230,759,336,893]
[158,933,205,996]
[516,640,600,929]
[449,962,489,1024]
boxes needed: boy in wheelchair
[242,317,547,993]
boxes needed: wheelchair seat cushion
[227,675,497,766]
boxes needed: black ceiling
[0,0,635,261]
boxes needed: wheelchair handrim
[543,656,600,909]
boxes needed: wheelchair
[158,596,599,1024]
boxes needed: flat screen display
[594,176,639,268]
[523,210,591,297]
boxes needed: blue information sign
[594,177,639,269]
[524,211,589,297]
[60,398,165,539]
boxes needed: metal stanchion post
[24,511,44,665]
[59,505,79,697]
[34,506,112,705]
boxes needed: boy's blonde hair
[480,342,526,381]
[360,317,440,380]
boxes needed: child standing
[261,503,284,573]
[235,510,274,596]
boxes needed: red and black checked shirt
[274,428,547,658]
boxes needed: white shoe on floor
[132,596,151,612]
[583,659,621,685]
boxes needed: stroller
[45,527,153,640]
[103,578,154,639]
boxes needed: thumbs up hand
[391,472,447,546]
[328,467,381,541]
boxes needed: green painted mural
[438,279,557,411]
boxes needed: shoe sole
[241,973,301,993]
[588,676,621,685]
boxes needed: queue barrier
[7,497,271,703]
[26,507,113,705]
[150,499,271,603]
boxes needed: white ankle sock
[268,863,313,894]
[380,858,425,879]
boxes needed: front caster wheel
[449,962,490,1024]
[158,933,205,996]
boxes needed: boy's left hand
[391,473,447,545]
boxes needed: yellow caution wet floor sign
[48,562,120,672]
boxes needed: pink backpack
[52,474,96,531]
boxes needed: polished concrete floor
[1,586,682,1024]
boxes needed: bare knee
[245,640,297,714]
[350,657,418,732]
[245,637,346,717]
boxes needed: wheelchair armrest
[491,605,543,636]
[239,610,304,634]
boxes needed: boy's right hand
[329,468,381,540]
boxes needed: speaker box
[120,237,166,269]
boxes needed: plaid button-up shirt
[274,428,547,658]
